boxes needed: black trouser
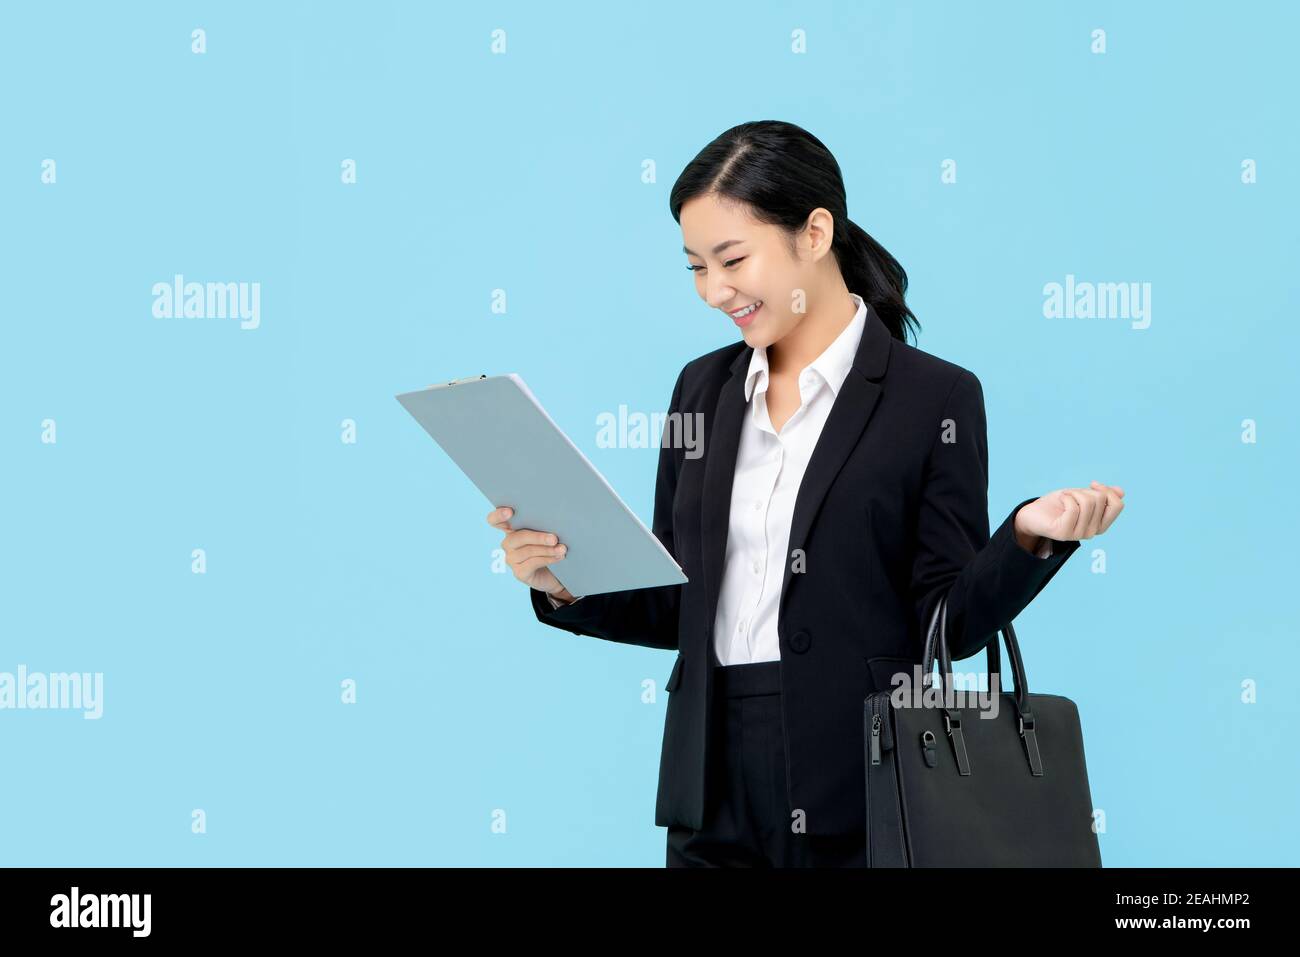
[666,660,867,867]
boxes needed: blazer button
[789,630,811,654]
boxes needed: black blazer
[529,302,1080,836]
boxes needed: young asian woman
[489,120,1125,867]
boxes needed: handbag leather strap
[920,592,1045,776]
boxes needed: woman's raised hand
[1014,481,1125,545]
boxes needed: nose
[704,277,736,310]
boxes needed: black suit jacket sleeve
[526,366,686,651]
[910,370,1080,662]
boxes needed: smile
[729,300,763,326]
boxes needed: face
[680,192,834,349]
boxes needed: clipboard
[396,373,688,596]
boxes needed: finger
[1065,489,1091,539]
[503,528,560,550]
[507,543,567,566]
[1077,488,1098,537]
[1085,488,1105,537]
[1098,493,1124,534]
[1091,480,1125,499]
[513,553,565,580]
[1059,490,1081,539]
[488,506,514,530]
[1096,483,1124,533]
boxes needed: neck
[768,291,858,377]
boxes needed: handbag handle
[919,591,1045,775]
[921,590,1027,708]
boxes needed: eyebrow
[682,239,746,257]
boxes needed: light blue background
[2,1,1296,866]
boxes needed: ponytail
[839,218,919,344]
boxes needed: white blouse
[711,292,869,664]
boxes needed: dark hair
[669,120,919,344]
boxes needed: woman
[488,120,1124,867]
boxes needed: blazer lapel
[777,308,891,621]
[700,303,895,648]
[700,353,748,662]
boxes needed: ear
[802,207,837,261]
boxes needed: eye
[686,257,746,272]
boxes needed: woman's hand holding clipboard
[487,505,576,605]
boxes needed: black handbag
[863,590,1102,866]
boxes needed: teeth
[732,300,762,318]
